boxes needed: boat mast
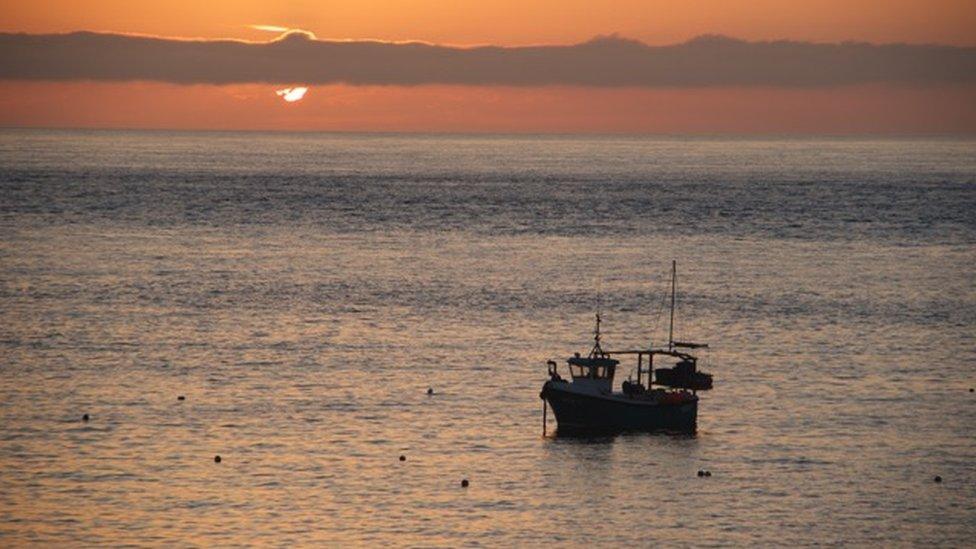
[590,311,603,357]
[596,290,602,348]
[590,290,605,358]
[668,260,676,351]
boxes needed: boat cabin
[567,354,618,392]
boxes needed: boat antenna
[668,260,676,351]
[591,291,604,358]
[595,312,602,346]
[591,312,604,357]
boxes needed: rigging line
[651,266,671,344]
[594,276,603,349]
[669,260,677,349]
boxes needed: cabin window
[570,362,615,380]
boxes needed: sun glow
[275,87,308,102]
[251,25,291,33]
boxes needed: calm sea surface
[0,130,974,546]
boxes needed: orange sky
[4,0,976,45]
[1,0,975,133]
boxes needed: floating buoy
[399,455,406,462]
[82,413,89,422]
[177,395,185,401]
[461,479,469,488]
[214,455,222,463]
[427,388,434,396]
[934,475,942,483]
[705,470,712,477]
[970,388,974,393]
[697,470,704,477]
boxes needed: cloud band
[1,31,974,87]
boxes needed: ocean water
[0,129,974,546]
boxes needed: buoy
[461,479,469,488]
[705,470,712,477]
[399,455,406,462]
[427,388,434,395]
[214,455,222,463]
[697,470,704,477]
[934,475,942,483]
[177,395,185,401]
[970,388,974,393]
[82,413,89,422]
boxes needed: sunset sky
[1,0,975,133]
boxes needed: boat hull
[541,381,697,434]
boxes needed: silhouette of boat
[540,261,713,434]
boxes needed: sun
[275,87,309,103]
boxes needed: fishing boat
[540,261,713,434]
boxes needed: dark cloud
[0,30,973,87]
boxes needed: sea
[0,129,974,546]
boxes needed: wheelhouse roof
[567,356,619,367]
[604,348,700,361]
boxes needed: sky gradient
[1,0,975,133]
